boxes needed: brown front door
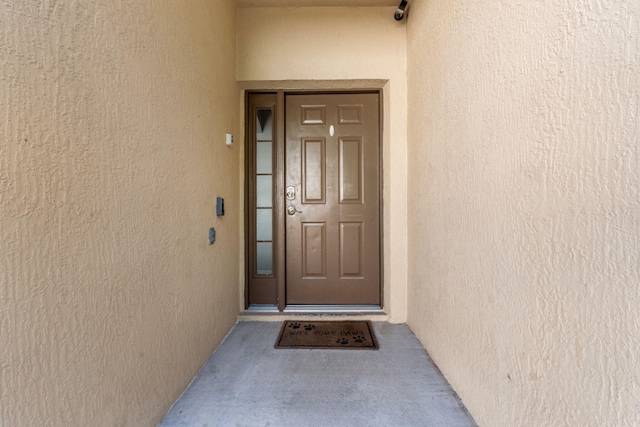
[285,93,380,305]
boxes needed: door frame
[244,87,385,312]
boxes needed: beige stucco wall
[407,1,640,426]
[237,7,408,322]
[0,1,239,425]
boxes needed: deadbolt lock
[286,186,296,201]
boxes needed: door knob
[286,186,296,201]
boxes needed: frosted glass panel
[256,176,272,208]
[256,242,273,275]
[256,209,272,241]
[257,141,272,174]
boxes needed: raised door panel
[339,222,364,278]
[302,138,326,204]
[339,137,363,204]
[302,222,326,278]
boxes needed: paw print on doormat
[288,322,301,329]
[304,324,316,331]
[336,338,350,345]
[353,335,367,343]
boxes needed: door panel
[302,222,326,277]
[302,138,326,203]
[339,222,364,278]
[285,93,380,305]
[339,137,363,203]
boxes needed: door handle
[287,205,302,216]
[286,186,296,201]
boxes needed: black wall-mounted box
[216,197,224,216]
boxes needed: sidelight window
[246,92,280,306]
[255,108,274,275]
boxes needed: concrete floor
[159,321,477,427]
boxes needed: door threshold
[239,307,389,323]
[285,305,384,314]
[244,304,279,313]
[244,304,385,315]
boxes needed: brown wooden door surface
[285,93,380,305]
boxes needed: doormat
[275,320,378,350]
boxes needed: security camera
[394,0,408,21]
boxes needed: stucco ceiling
[237,0,398,7]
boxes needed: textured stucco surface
[407,1,640,426]
[237,7,408,322]
[0,1,239,425]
